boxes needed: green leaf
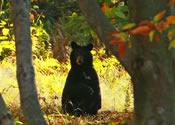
[16,121,24,125]
[105,0,112,6]
[122,23,136,30]
[33,5,39,10]
[168,39,175,50]
[115,11,126,19]
[105,8,113,18]
[98,0,103,3]
[114,32,128,42]
[72,12,78,19]
[117,6,129,12]
[149,31,155,42]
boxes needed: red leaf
[101,2,111,13]
[154,35,160,43]
[118,43,126,58]
[110,38,127,58]
[166,16,175,24]
[58,118,64,123]
[154,10,166,22]
[110,31,122,36]
[111,18,116,23]
[139,20,151,25]
[110,38,124,45]
[131,24,155,37]
[149,24,156,31]
[131,26,150,36]
[168,0,175,5]
[156,21,169,33]
[30,8,38,16]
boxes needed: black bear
[61,41,101,116]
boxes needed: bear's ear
[87,43,93,51]
[71,41,78,49]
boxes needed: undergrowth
[0,1,133,124]
[0,48,133,124]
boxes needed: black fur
[61,41,101,116]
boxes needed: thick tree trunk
[78,0,175,124]
[9,0,47,125]
[128,0,175,124]
[0,94,14,125]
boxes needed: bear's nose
[76,56,84,65]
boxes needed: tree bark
[77,0,128,68]
[78,0,175,124]
[77,0,132,74]
[9,0,47,125]
[128,0,175,124]
[0,94,14,125]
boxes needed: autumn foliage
[108,0,175,58]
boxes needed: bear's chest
[76,71,92,81]
[70,69,92,82]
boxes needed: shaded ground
[46,110,133,125]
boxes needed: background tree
[9,0,47,124]
[78,0,175,124]
[0,94,14,125]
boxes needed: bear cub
[61,41,101,116]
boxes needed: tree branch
[78,0,132,74]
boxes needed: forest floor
[45,110,133,125]
[1,54,133,125]
[12,105,133,125]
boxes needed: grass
[0,49,133,124]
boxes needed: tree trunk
[77,0,130,73]
[128,0,175,124]
[0,94,14,125]
[78,0,175,124]
[9,0,47,125]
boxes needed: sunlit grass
[0,50,133,119]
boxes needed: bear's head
[70,41,93,68]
